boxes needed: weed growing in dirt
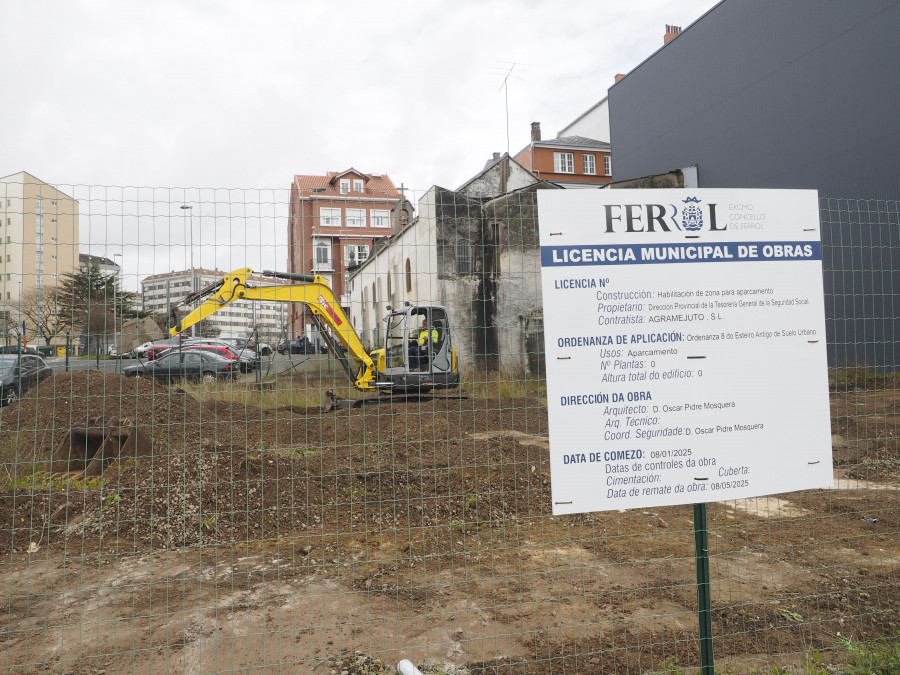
[1,471,104,492]
[653,656,685,674]
[841,628,900,673]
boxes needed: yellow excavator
[168,268,460,399]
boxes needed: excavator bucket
[48,416,153,478]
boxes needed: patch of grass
[652,656,685,674]
[1,471,104,492]
[829,364,900,391]
[842,628,900,674]
[460,370,547,399]
[179,372,349,409]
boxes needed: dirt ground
[1,370,898,674]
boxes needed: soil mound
[0,369,208,462]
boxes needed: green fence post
[693,502,715,674]
[65,333,70,372]
[253,326,261,383]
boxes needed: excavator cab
[378,305,459,392]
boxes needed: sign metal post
[693,502,714,674]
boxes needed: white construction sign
[537,189,833,515]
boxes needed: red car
[180,344,240,362]
[146,343,176,361]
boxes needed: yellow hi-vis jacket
[418,328,438,346]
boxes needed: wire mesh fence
[1,181,899,674]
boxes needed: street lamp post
[112,253,123,344]
[180,205,195,337]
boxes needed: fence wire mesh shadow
[0,184,898,674]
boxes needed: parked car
[122,350,238,383]
[237,338,272,357]
[0,345,42,357]
[218,338,262,368]
[165,344,248,370]
[0,354,54,406]
[182,339,259,372]
[126,341,154,359]
[145,337,184,361]
[277,336,318,355]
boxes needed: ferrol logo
[603,196,724,233]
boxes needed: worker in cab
[415,318,438,370]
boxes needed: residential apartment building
[0,171,80,302]
[288,169,406,338]
[513,122,612,187]
[141,268,291,343]
[79,253,121,282]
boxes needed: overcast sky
[1,0,721,288]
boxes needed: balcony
[311,257,334,272]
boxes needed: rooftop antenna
[498,63,516,156]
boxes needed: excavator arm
[169,267,378,391]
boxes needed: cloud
[1,0,722,286]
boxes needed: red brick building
[513,122,612,187]
[288,169,405,338]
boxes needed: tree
[16,287,73,344]
[0,306,24,346]
[56,262,143,352]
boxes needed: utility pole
[180,205,195,337]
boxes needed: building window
[346,209,365,227]
[370,209,390,228]
[353,179,364,192]
[320,207,341,227]
[345,244,369,265]
[604,155,612,176]
[583,154,596,175]
[456,242,472,275]
[340,179,350,194]
[314,242,332,269]
[554,152,574,173]
[35,197,43,214]
[405,258,412,293]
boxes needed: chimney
[664,24,681,44]
[492,152,501,161]
[531,122,542,142]
[614,73,626,83]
